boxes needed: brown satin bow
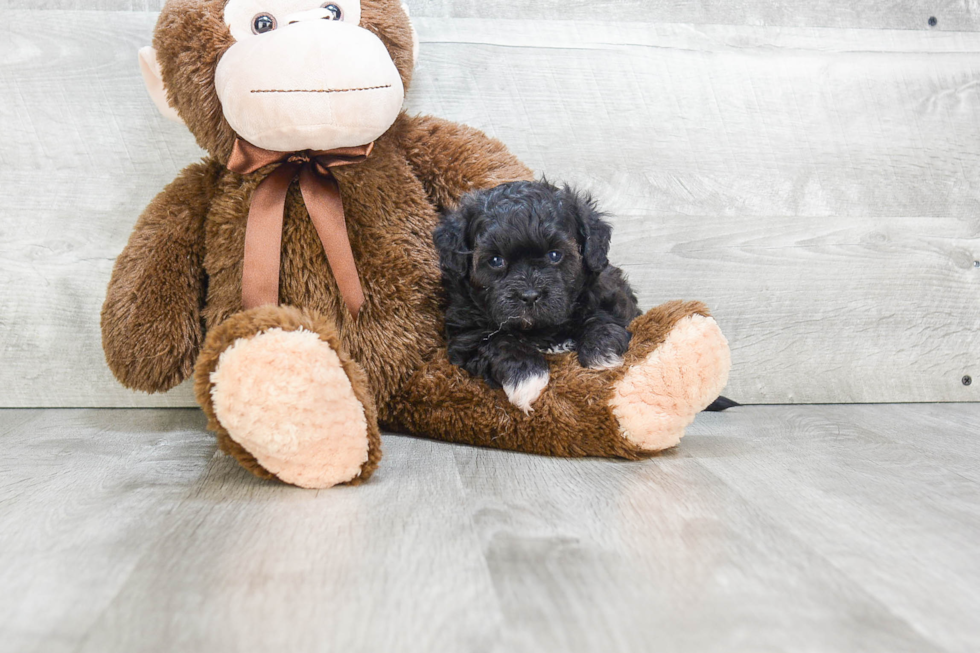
[226,138,374,318]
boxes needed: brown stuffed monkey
[101,0,732,489]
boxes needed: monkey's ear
[567,187,611,273]
[138,46,184,124]
[434,212,472,280]
[401,4,419,66]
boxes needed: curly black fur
[434,180,642,391]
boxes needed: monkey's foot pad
[209,327,370,488]
[611,314,731,452]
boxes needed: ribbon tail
[242,163,298,310]
[299,166,366,319]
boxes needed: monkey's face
[143,0,416,159]
[215,0,405,152]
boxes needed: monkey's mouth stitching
[251,84,393,94]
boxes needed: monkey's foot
[610,314,731,452]
[195,307,381,488]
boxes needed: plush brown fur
[102,159,222,392]
[102,0,727,486]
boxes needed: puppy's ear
[434,210,472,279]
[565,186,611,273]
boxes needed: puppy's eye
[488,256,506,269]
[547,250,564,263]
[322,3,343,19]
[252,13,277,34]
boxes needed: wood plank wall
[1,4,978,407]
[5,0,980,31]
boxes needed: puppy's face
[469,208,583,329]
[436,181,612,330]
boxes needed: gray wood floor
[2,404,978,653]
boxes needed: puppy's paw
[503,369,550,413]
[493,352,550,413]
[583,351,624,370]
[578,323,631,370]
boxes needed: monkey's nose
[521,289,542,305]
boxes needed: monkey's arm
[101,160,222,393]
[401,115,534,210]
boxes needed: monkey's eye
[547,250,563,263]
[489,256,506,269]
[322,3,343,20]
[252,13,277,34]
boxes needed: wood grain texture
[3,404,979,652]
[6,0,979,31]
[0,11,204,407]
[406,1,980,31]
[0,409,213,653]
[76,435,501,653]
[615,216,980,403]
[688,403,980,653]
[1,12,979,406]
[0,0,165,9]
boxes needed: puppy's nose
[521,289,542,305]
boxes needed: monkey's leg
[382,301,730,459]
[194,306,382,488]
[607,301,731,452]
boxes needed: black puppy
[434,180,641,412]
